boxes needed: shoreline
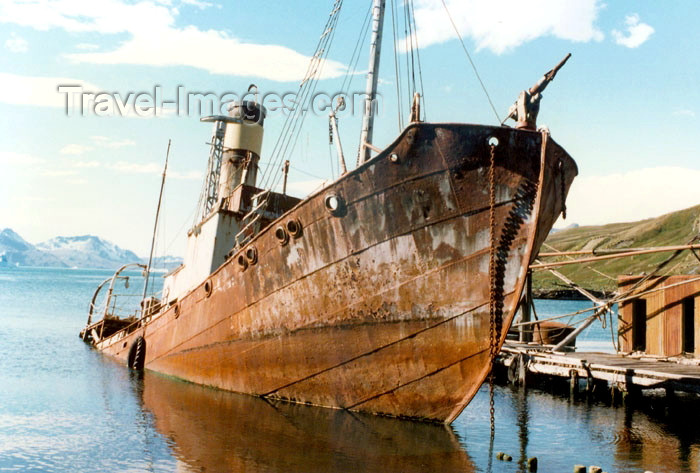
[533,288,612,300]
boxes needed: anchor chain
[488,143,498,438]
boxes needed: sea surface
[1,266,698,472]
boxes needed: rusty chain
[488,143,497,439]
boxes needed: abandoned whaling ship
[80,0,577,423]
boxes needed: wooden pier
[497,343,700,398]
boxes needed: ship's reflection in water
[130,370,700,473]
[133,371,476,473]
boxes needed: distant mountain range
[0,228,182,270]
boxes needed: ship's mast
[141,139,170,314]
[358,0,386,165]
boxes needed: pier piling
[497,344,700,402]
[527,456,538,472]
[569,370,579,399]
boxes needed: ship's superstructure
[163,101,299,302]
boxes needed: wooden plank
[666,280,684,356]
[647,291,664,355]
[618,299,632,352]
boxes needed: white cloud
[409,0,604,54]
[0,72,177,118]
[74,43,99,50]
[559,167,700,228]
[285,178,329,197]
[0,72,100,108]
[91,136,136,148]
[4,32,27,53]
[612,14,654,48]
[59,144,92,155]
[169,170,201,180]
[107,161,200,180]
[42,169,78,177]
[69,160,100,168]
[672,109,695,118]
[0,0,345,82]
[180,0,215,9]
[108,161,162,174]
[0,0,174,34]
[65,27,345,82]
[0,151,45,165]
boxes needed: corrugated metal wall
[617,275,700,357]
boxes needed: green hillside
[533,204,700,296]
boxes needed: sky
[0,0,698,257]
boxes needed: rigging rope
[270,9,343,193]
[401,0,412,115]
[407,0,426,120]
[259,0,344,193]
[390,0,404,130]
[404,0,417,97]
[439,0,501,124]
[340,3,372,95]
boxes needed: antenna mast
[358,0,386,165]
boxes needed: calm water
[1,267,698,472]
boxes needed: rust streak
[347,348,489,410]
[262,290,514,397]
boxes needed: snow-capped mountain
[0,228,34,252]
[0,228,67,267]
[0,229,181,269]
[35,235,140,268]
[0,228,183,270]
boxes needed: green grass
[534,204,700,294]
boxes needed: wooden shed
[618,275,700,357]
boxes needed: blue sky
[1,0,698,257]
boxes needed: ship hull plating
[95,123,576,423]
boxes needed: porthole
[204,280,213,297]
[237,254,248,270]
[324,193,347,217]
[245,246,258,265]
[286,218,303,238]
[173,303,181,319]
[274,226,289,246]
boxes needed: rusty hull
[95,123,577,423]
